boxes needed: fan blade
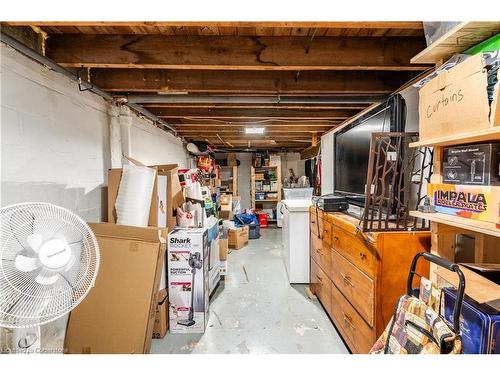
[14,255,39,272]
[35,273,59,285]
[26,234,43,253]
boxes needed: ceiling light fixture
[245,127,265,134]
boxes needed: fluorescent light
[245,127,265,134]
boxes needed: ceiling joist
[46,35,428,71]
[90,69,418,94]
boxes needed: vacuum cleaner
[177,252,203,327]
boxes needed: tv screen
[334,95,405,203]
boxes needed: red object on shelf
[258,213,268,228]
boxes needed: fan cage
[0,203,100,328]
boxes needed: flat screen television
[334,95,406,206]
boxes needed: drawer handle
[342,313,356,331]
[315,248,322,255]
[340,273,354,287]
[359,252,367,260]
[316,275,323,285]
[333,235,339,242]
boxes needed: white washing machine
[281,199,311,284]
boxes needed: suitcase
[442,287,500,354]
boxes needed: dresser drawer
[322,220,332,247]
[310,235,332,276]
[331,225,376,278]
[330,282,375,354]
[310,210,323,238]
[331,249,374,326]
[310,258,332,316]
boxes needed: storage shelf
[409,127,500,148]
[434,266,500,304]
[255,199,279,202]
[255,191,278,194]
[411,22,500,64]
[410,211,500,237]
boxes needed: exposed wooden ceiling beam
[5,22,424,29]
[169,119,340,126]
[91,69,416,94]
[179,134,322,138]
[176,128,329,133]
[141,104,367,110]
[46,35,428,71]
[149,108,357,119]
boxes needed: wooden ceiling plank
[149,107,358,118]
[142,104,368,110]
[46,35,428,71]
[5,22,423,29]
[90,69,418,93]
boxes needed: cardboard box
[219,238,228,261]
[428,183,500,224]
[152,289,169,339]
[228,226,249,250]
[219,209,233,220]
[220,194,232,209]
[65,223,166,354]
[167,228,210,334]
[418,54,500,141]
[107,164,184,230]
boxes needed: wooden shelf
[411,22,500,64]
[255,199,279,202]
[255,191,278,193]
[410,211,500,237]
[409,127,500,148]
[434,266,500,304]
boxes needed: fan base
[177,319,195,327]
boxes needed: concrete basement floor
[151,227,349,354]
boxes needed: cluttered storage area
[1,21,500,356]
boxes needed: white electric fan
[0,203,99,353]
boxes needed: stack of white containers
[115,164,157,227]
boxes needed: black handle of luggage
[406,252,466,335]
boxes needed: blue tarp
[234,213,259,226]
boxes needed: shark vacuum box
[443,143,500,185]
[167,228,209,333]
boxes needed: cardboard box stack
[220,194,233,220]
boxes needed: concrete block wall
[0,43,188,221]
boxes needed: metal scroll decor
[362,132,433,232]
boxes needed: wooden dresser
[309,207,430,353]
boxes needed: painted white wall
[0,43,188,221]
[128,115,188,167]
[279,152,306,185]
[235,152,252,209]
[320,132,334,195]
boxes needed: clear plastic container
[283,188,313,200]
